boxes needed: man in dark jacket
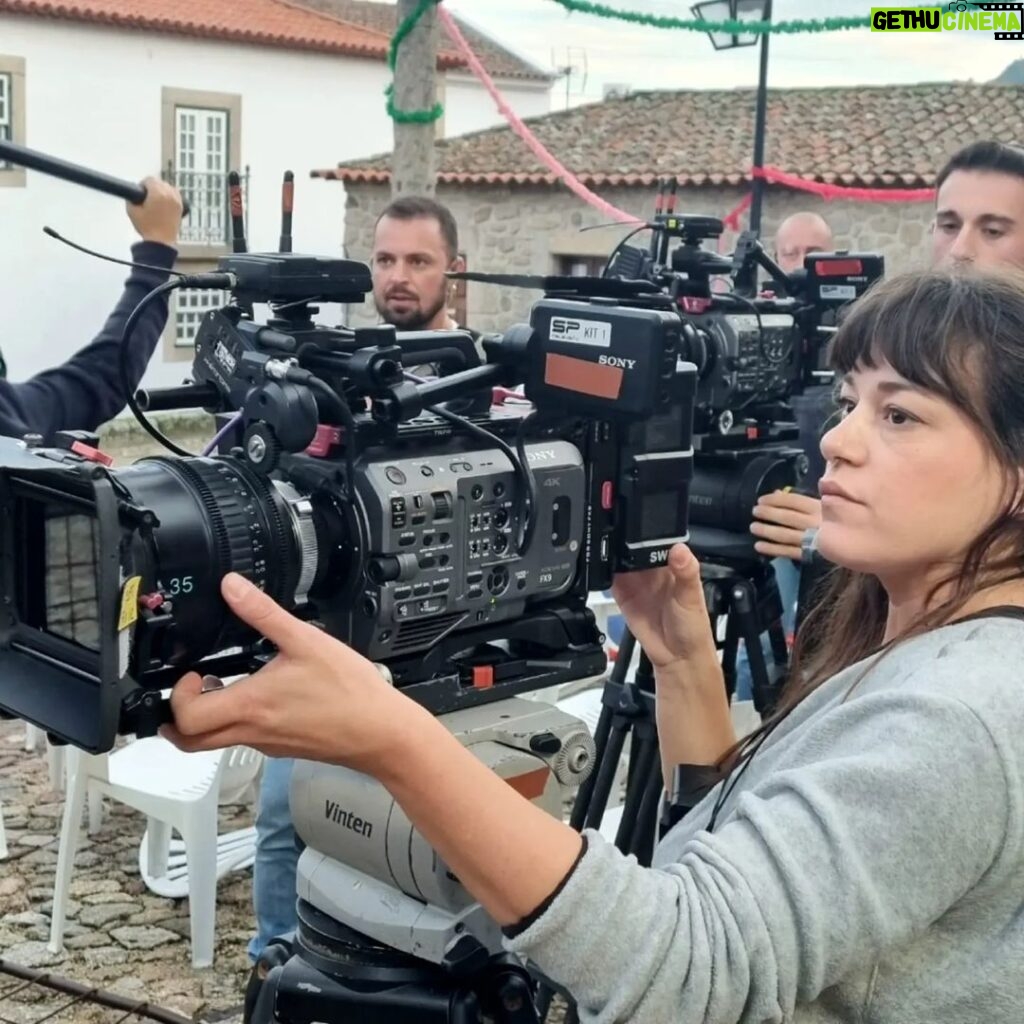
[0,176,183,442]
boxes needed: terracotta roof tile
[313,82,1024,187]
[0,0,461,64]
[295,0,553,81]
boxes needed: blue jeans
[734,557,800,701]
[248,756,301,962]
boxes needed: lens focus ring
[163,458,296,605]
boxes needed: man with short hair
[370,195,465,332]
[930,139,1024,267]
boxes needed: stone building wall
[342,181,934,334]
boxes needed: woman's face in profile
[814,359,1006,583]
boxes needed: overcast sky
[443,0,1022,106]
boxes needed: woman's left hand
[161,573,422,772]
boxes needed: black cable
[284,370,345,424]
[333,398,358,499]
[48,221,229,457]
[283,368,356,494]
[425,403,536,557]
[43,226,190,278]
[720,286,774,362]
[119,273,235,457]
[120,279,195,456]
[270,296,320,314]
[717,286,797,420]
[514,410,539,554]
[601,225,649,278]
[399,366,537,555]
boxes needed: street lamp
[691,0,773,235]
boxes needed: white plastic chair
[136,744,261,898]
[49,737,263,968]
[138,824,256,898]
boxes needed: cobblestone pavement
[1,719,255,1024]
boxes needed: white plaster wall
[0,16,396,392]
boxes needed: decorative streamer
[438,5,640,225]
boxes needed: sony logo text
[598,355,636,370]
[526,449,559,463]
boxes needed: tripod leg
[729,578,778,715]
[582,719,629,832]
[717,609,741,702]
[614,728,658,854]
[569,699,614,831]
[766,618,789,668]
[796,549,833,635]
[535,984,554,1022]
[632,756,666,867]
[569,630,635,831]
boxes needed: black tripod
[567,630,661,863]
[703,556,790,715]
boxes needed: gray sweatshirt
[505,614,1024,1023]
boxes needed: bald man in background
[773,211,834,273]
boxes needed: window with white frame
[174,288,228,348]
[174,105,229,245]
[0,72,11,167]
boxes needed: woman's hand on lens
[610,543,716,671]
[750,489,822,561]
[161,573,422,771]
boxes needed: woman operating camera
[165,267,1024,1023]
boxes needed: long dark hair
[730,266,1024,766]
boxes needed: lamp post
[691,0,773,235]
